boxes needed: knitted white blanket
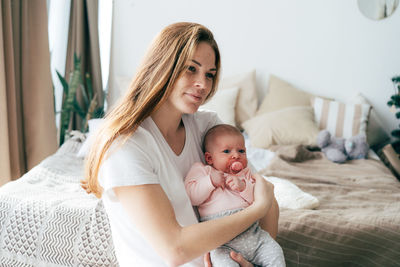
[0,139,118,266]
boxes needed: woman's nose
[194,74,206,89]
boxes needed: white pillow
[312,97,371,138]
[77,119,104,158]
[200,87,239,126]
[264,176,320,210]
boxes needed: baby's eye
[187,66,196,72]
[223,149,230,154]
[206,72,215,79]
[239,149,246,154]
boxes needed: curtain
[0,0,57,185]
[64,0,103,131]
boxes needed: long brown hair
[83,22,221,198]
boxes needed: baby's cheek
[242,158,248,168]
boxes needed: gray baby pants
[201,209,285,267]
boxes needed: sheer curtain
[0,0,57,185]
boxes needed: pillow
[244,133,276,172]
[264,176,320,209]
[242,106,319,149]
[256,75,316,116]
[311,96,371,139]
[347,93,390,147]
[200,87,239,126]
[219,70,258,128]
[77,118,104,158]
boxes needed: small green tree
[56,54,105,145]
[387,75,400,151]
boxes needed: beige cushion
[219,70,258,128]
[311,97,371,139]
[200,87,239,126]
[257,75,315,115]
[242,106,319,149]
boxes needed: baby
[184,124,285,267]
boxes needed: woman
[82,22,279,267]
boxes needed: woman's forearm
[176,204,262,264]
[259,197,279,239]
[114,184,265,266]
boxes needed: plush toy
[345,133,369,160]
[317,130,369,163]
[317,130,347,163]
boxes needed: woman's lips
[185,92,203,102]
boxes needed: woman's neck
[151,103,183,139]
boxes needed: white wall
[109,0,400,136]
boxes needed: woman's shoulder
[109,125,158,157]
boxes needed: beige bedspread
[260,145,400,267]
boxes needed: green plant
[56,54,105,145]
[387,75,400,150]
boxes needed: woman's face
[167,42,217,114]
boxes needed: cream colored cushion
[257,75,315,115]
[219,70,258,128]
[200,87,239,126]
[242,106,319,149]
[312,97,371,139]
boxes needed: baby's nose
[231,151,240,158]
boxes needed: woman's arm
[114,175,274,267]
[259,197,279,239]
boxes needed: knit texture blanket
[0,138,119,266]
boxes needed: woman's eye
[223,150,230,154]
[188,66,196,72]
[206,72,215,79]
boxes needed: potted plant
[56,54,105,145]
[387,75,400,153]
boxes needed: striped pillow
[311,97,371,138]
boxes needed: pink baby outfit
[184,162,255,218]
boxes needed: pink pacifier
[230,161,243,173]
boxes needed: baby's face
[205,133,248,174]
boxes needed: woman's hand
[203,251,254,267]
[252,173,275,218]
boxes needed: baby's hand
[225,176,245,192]
[209,168,225,189]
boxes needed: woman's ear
[205,152,213,165]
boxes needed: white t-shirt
[99,110,221,267]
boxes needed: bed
[1,72,399,266]
[260,145,400,266]
[0,136,118,266]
